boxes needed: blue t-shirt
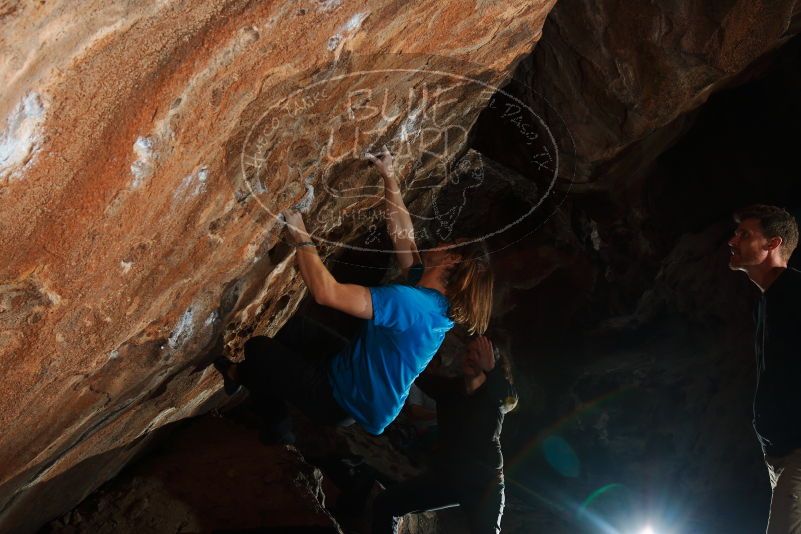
[328,284,454,435]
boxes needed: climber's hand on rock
[282,209,311,243]
[366,145,395,183]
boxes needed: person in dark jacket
[728,204,801,533]
[371,335,517,534]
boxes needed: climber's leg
[274,314,351,357]
[238,334,352,440]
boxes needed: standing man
[728,204,800,533]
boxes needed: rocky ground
[41,412,341,533]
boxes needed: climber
[371,335,517,534]
[214,147,494,443]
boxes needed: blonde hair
[445,240,493,335]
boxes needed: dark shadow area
[645,34,801,254]
[214,528,339,533]
[41,414,343,533]
[472,33,801,534]
[0,428,164,533]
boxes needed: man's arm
[366,148,421,275]
[283,210,373,319]
[472,336,518,411]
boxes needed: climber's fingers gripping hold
[366,145,394,180]
[282,209,311,244]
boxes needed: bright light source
[640,526,655,534]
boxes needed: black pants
[238,316,354,429]
[371,467,505,534]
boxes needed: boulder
[0,1,555,531]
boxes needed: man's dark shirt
[415,367,516,477]
[753,267,801,457]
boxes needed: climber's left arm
[283,210,373,319]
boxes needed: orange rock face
[0,0,554,530]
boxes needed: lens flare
[542,435,580,477]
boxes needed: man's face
[461,338,484,378]
[728,218,772,270]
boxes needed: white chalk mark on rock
[327,34,342,51]
[293,175,316,213]
[204,310,218,327]
[0,91,45,182]
[400,107,423,143]
[590,220,602,251]
[167,307,194,349]
[344,12,368,32]
[130,136,156,188]
[174,165,209,200]
[327,11,369,54]
[317,0,341,12]
[196,166,209,193]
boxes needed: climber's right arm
[367,148,421,276]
